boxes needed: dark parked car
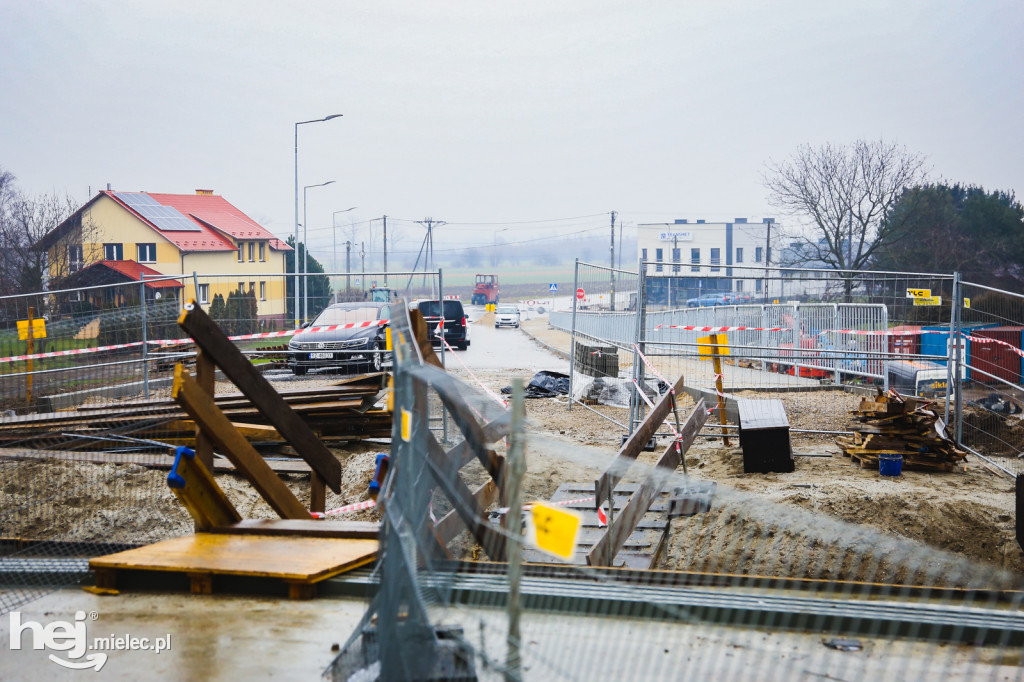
[411,299,470,350]
[287,302,393,375]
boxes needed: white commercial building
[636,218,777,304]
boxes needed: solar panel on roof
[113,192,202,232]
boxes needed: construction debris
[836,389,967,472]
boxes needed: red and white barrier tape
[0,319,390,363]
[310,498,377,518]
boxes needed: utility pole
[610,211,617,311]
[382,215,388,287]
[360,242,366,285]
[416,217,445,296]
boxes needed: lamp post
[294,113,342,327]
[332,207,357,303]
[493,227,510,267]
[302,180,335,323]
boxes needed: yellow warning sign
[906,288,931,299]
[530,502,580,559]
[697,334,729,358]
[912,296,942,306]
[17,318,46,340]
[964,298,971,309]
[400,409,412,441]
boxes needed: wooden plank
[167,448,242,530]
[195,349,215,472]
[209,519,379,539]
[588,400,706,567]
[595,374,687,505]
[173,365,311,520]
[310,471,326,514]
[177,300,342,492]
[89,533,378,582]
[434,480,498,546]
[423,432,507,561]
[433,380,505,484]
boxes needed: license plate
[309,352,333,359]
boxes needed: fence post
[944,273,959,427]
[140,274,149,400]
[952,272,964,444]
[568,258,579,412]
[630,259,648,435]
[25,306,35,408]
[504,378,526,682]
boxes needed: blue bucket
[879,454,903,477]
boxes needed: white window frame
[259,281,266,300]
[137,243,157,263]
[198,283,209,304]
[103,243,123,260]
[238,242,244,262]
[259,242,266,262]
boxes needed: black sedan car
[287,302,393,375]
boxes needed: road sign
[576,288,585,300]
[530,502,580,559]
[549,283,558,292]
[913,295,942,306]
[697,334,730,359]
[906,288,932,299]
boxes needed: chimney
[195,189,214,195]
[106,183,112,191]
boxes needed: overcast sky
[1,1,1022,264]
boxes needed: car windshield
[417,301,463,319]
[312,306,381,326]
[496,305,518,314]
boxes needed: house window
[259,281,266,300]
[736,280,744,292]
[69,245,83,272]
[756,279,763,293]
[655,248,663,272]
[137,243,156,263]
[238,281,245,293]
[710,248,720,272]
[690,248,700,272]
[104,243,123,260]
[238,243,244,262]
[259,242,266,262]
[249,281,256,295]
[641,248,647,261]
[248,242,255,262]
[198,283,209,304]
[755,246,764,263]
[736,247,743,263]
[671,248,681,273]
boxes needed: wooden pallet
[521,482,670,569]
[89,531,378,599]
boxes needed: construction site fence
[559,262,1024,477]
[325,299,1024,681]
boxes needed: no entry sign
[576,288,585,300]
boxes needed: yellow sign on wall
[17,318,46,340]
[912,296,942,306]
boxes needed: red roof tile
[102,191,291,253]
[97,261,184,288]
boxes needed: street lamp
[302,180,335,323]
[294,113,342,327]
[493,227,510,267]
[333,207,357,303]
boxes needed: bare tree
[0,167,87,295]
[764,139,927,299]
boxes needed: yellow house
[36,189,292,324]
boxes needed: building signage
[659,231,693,241]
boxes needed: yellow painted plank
[90,533,378,582]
